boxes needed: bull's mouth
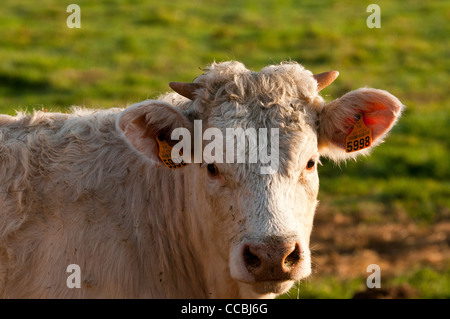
[248,280,295,295]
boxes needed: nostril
[243,246,262,270]
[241,241,303,282]
[283,243,301,269]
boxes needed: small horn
[169,82,203,100]
[313,71,339,91]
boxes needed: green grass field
[0,0,448,298]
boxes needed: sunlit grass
[0,0,448,298]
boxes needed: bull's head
[117,61,404,298]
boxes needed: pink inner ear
[331,102,398,149]
[364,102,397,140]
[321,88,404,155]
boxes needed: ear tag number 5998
[345,115,372,153]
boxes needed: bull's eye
[207,163,219,177]
[306,159,316,170]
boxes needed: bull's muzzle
[242,241,302,282]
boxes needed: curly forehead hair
[182,61,323,133]
[193,61,324,110]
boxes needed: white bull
[0,61,404,298]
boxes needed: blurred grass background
[0,0,448,298]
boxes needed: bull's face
[196,102,321,296]
[117,61,404,298]
[201,135,320,296]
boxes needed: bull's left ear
[318,88,405,161]
[116,100,192,166]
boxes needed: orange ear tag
[345,115,372,153]
[155,136,188,169]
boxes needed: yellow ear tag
[345,115,372,153]
[155,136,188,169]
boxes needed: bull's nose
[242,241,302,282]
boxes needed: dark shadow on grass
[0,73,51,92]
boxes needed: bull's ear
[116,100,192,166]
[318,88,405,161]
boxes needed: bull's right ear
[116,100,192,166]
[318,88,405,162]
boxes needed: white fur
[0,61,403,298]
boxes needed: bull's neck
[133,166,207,297]
[136,165,241,298]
